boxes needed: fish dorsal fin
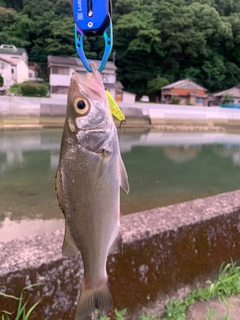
[108,232,123,255]
[55,165,65,214]
[119,156,130,194]
[62,223,80,256]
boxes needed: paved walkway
[185,296,240,319]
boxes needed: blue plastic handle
[75,20,113,72]
[73,0,110,35]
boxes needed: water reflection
[1,128,240,241]
[163,146,202,163]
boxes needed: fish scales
[55,62,129,320]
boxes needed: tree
[2,0,240,93]
[222,94,234,104]
[0,12,31,47]
[0,74,3,87]
[147,77,169,101]
[45,17,75,56]
[0,7,16,30]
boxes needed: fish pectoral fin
[62,223,79,256]
[55,166,65,214]
[75,278,113,320]
[97,150,110,183]
[108,232,123,255]
[119,156,130,194]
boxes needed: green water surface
[0,128,240,241]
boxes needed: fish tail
[75,278,113,320]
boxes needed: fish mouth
[71,71,106,102]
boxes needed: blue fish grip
[73,0,113,72]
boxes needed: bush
[171,97,181,104]
[0,74,3,87]
[20,82,48,97]
[8,83,20,94]
[8,81,48,97]
[222,94,234,104]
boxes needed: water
[1,128,240,242]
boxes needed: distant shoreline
[1,96,240,132]
[0,122,237,133]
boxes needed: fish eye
[77,100,85,109]
[73,98,90,115]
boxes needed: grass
[98,261,240,320]
[163,260,240,320]
[0,284,41,320]
[1,261,240,320]
[98,309,160,319]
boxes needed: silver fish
[55,62,129,320]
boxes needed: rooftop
[213,85,240,98]
[162,79,206,91]
[0,44,27,56]
[48,55,117,71]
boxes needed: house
[0,44,29,90]
[0,44,28,65]
[28,63,43,82]
[161,79,208,106]
[0,57,12,90]
[48,56,121,99]
[210,85,240,106]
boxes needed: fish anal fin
[108,232,123,255]
[119,156,130,194]
[75,279,113,320]
[62,223,79,256]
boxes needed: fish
[55,62,129,320]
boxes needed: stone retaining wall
[1,191,240,319]
[2,97,240,128]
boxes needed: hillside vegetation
[0,0,240,94]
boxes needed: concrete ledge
[2,97,240,129]
[1,191,240,319]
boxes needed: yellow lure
[106,90,125,121]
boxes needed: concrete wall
[2,97,240,128]
[1,191,240,319]
[122,91,136,103]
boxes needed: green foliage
[98,308,127,320]
[1,0,240,92]
[147,77,169,98]
[8,82,48,97]
[163,260,240,320]
[0,74,3,87]
[0,284,41,320]
[222,94,234,104]
[140,314,160,320]
[171,97,181,104]
[8,83,20,94]
[20,82,48,97]
[205,308,217,320]
[0,6,16,29]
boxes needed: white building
[212,85,240,105]
[48,55,122,99]
[28,63,43,82]
[0,44,28,64]
[0,57,12,90]
[0,44,29,90]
